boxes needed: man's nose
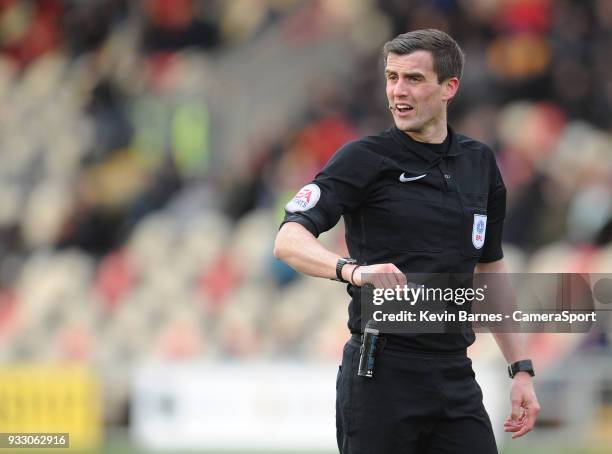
[393,79,409,97]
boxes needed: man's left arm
[475,258,541,439]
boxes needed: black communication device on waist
[358,320,380,378]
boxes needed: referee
[274,29,540,453]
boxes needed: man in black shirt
[274,29,539,453]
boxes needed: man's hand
[348,263,406,288]
[504,373,540,439]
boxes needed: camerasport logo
[472,214,487,249]
[286,184,321,212]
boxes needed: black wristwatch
[508,360,535,378]
[334,258,357,283]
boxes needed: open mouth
[395,104,414,113]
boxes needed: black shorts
[336,337,498,454]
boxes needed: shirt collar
[390,124,463,163]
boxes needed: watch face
[509,361,534,378]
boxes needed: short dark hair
[383,29,465,83]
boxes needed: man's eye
[387,74,398,80]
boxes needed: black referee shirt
[281,125,506,352]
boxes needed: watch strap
[508,359,535,378]
[334,258,357,283]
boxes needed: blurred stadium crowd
[0,0,611,427]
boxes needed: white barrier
[131,361,339,451]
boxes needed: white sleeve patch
[472,214,487,249]
[285,183,321,213]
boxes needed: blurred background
[0,0,610,452]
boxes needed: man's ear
[442,77,460,103]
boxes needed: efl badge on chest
[472,214,487,249]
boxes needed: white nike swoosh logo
[399,173,427,182]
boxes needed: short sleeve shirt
[281,126,506,351]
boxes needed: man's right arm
[273,221,405,288]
